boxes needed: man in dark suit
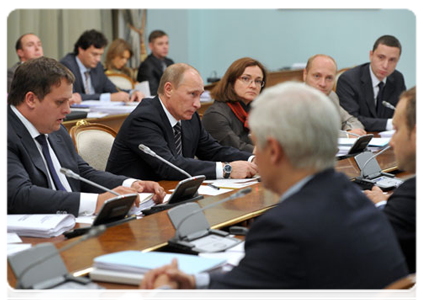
[141,82,408,289]
[137,30,174,96]
[336,35,406,131]
[60,29,144,105]
[364,87,416,273]
[8,57,165,217]
[107,63,257,181]
[8,33,43,93]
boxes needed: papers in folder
[7,214,76,238]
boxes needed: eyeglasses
[238,76,265,88]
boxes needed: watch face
[224,164,232,172]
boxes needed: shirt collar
[369,64,387,88]
[10,105,43,139]
[76,56,89,73]
[279,174,314,203]
[158,96,179,127]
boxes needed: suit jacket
[106,96,251,181]
[328,91,364,131]
[202,100,254,153]
[383,176,416,273]
[210,169,408,289]
[60,53,118,101]
[336,63,406,131]
[8,106,128,216]
[7,62,21,93]
[136,54,174,96]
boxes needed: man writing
[336,35,406,131]
[8,57,165,217]
[107,63,257,181]
[303,54,366,136]
[140,82,408,289]
[364,87,416,273]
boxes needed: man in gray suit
[8,57,165,217]
[8,33,43,93]
[303,54,366,137]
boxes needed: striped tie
[174,123,182,156]
[84,71,91,94]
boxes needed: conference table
[7,146,401,289]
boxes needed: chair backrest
[69,120,117,171]
[370,272,420,300]
[106,73,135,90]
[333,67,351,92]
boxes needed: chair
[69,120,117,171]
[106,72,135,90]
[370,272,420,300]
[333,67,351,92]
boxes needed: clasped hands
[140,258,196,299]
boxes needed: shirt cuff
[100,93,111,102]
[123,178,137,188]
[216,162,224,179]
[375,200,387,209]
[386,119,393,131]
[78,192,99,216]
[248,155,255,163]
[194,273,210,289]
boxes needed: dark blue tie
[376,81,385,113]
[173,123,182,156]
[35,134,66,191]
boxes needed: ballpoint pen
[207,183,220,190]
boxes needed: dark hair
[148,30,167,43]
[73,29,108,54]
[400,86,416,132]
[373,35,402,55]
[211,57,267,103]
[8,57,75,106]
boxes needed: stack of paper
[90,250,226,285]
[7,214,76,238]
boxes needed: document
[7,214,76,238]
[203,178,259,189]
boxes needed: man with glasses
[106,63,258,181]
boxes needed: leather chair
[106,73,135,90]
[370,272,420,300]
[69,120,117,171]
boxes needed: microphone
[172,187,252,240]
[138,144,192,179]
[382,101,396,111]
[14,225,106,289]
[359,146,391,179]
[60,168,119,196]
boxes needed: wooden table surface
[7,146,399,289]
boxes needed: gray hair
[249,81,340,171]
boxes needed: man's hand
[364,185,389,204]
[96,186,140,213]
[130,90,145,102]
[140,258,196,289]
[229,161,259,179]
[348,128,367,137]
[69,93,82,105]
[131,181,166,204]
[111,91,131,102]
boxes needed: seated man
[141,82,408,289]
[60,29,143,105]
[8,33,43,93]
[106,63,258,181]
[137,30,174,96]
[303,54,366,136]
[8,57,165,217]
[336,35,406,131]
[364,87,416,273]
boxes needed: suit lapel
[361,66,377,117]
[153,97,178,155]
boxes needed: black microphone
[171,187,252,241]
[359,146,391,179]
[60,167,119,196]
[382,101,396,111]
[14,225,106,289]
[138,144,192,178]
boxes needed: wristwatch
[223,163,232,179]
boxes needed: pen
[207,183,220,190]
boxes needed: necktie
[35,134,66,191]
[173,123,182,156]
[376,81,385,113]
[84,71,91,94]
[161,61,167,72]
